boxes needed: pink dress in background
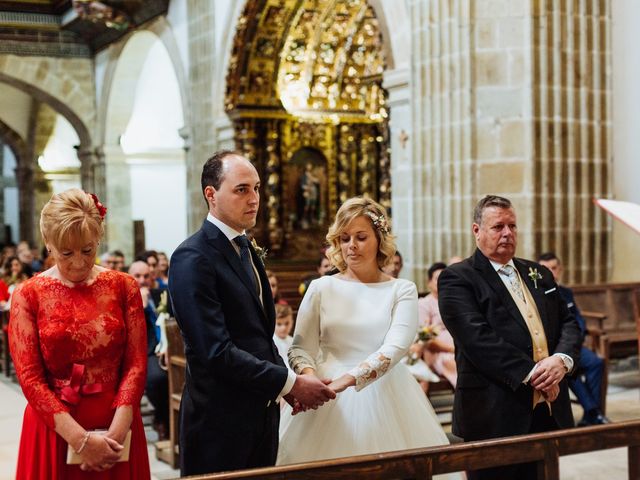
[417,294,457,387]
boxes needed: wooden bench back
[570,282,640,331]
[183,420,640,480]
[166,319,186,396]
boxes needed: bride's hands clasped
[328,373,355,394]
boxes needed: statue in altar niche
[288,147,327,231]
[299,163,320,229]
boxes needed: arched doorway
[225,0,390,260]
[102,30,187,260]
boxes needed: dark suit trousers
[180,401,280,476]
[569,346,604,413]
[467,403,559,480]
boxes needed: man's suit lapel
[514,259,550,331]
[472,249,530,335]
[202,221,267,316]
[250,246,276,327]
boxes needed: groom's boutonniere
[528,267,543,289]
[251,238,268,265]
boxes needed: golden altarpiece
[225,0,390,260]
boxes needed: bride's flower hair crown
[364,211,390,235]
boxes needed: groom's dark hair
[201,150,243,203]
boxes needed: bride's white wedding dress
[277,275,461,479]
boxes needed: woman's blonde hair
[325,197,396,272]
[40,188,105,250]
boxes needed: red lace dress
[8,270,150,480]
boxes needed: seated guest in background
[298,253,333,297]
[417,262,457,388]
[100,251,117,269]
[17,241,40,275]
[9,188,150,478]
[3,256,29,309]
[273,303,294,368]
[129,260,169,439]
[136,251,160,289]
[101,250,126,272]
[156,252,169,288]
[538,252,610,426]
[382,250,403,278]
[267,270,288,305]
[112,250,126,272]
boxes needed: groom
[169,151,335,475]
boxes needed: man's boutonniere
[251,238,268,265]
[528,267,542,289]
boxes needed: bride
[277,197,461,479]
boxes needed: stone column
[15,163,35,244]
[530,0,611,284]
[102,144,134,262]
[408,0,475,289]
[383,67,415,279]
[185,0,217,232]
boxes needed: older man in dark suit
[169,151,335,476]
[438,195,582,480]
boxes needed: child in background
[273,304,294,369]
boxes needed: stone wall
[406,0,611,287]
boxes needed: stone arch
[98,26,188,260]
[0,119,28,166]
[97,16,190,147]
[0,58,94,149]
[0,72,93,149]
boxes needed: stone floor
[0,362,638,480]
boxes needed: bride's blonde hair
[325,197,396,272]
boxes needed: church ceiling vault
[0,0,168,56]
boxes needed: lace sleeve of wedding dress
[348,280,419,391]
[112,275,148,408]
[288,280,321,373]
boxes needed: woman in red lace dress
[9,188,150,479]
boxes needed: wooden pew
[264,260,319,315]
[570,282,640,360]
[183,420,640,480]
[165,318,186,469]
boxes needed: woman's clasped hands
[289,372,355,415]
[78,432,124,472]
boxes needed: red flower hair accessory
[89,193,107,219]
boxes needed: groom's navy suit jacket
[168,220,288,474]
[438,249,582,441]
